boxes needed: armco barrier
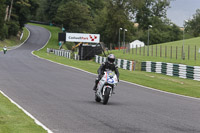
[47,48,79,60]
[141,61,200,81]
[95,55,135,71]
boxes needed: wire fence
[123,44,200,61]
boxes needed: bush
[65,42,75,50]
[0,24,8,40]
[6,21,20,37]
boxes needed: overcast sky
[167,0,200,27]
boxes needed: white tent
[130,40,145,48]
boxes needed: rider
[3,46,7,54]
[93,54,119,91]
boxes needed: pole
[123,29,127,54]
[183,28,184,59]
[118,28,122,50]
[147,25,152,56]
[123,30,125,54]
[147,27,150,56]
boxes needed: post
[170,46,172,59]
[176,46,178,60]
[160,45,162,57]
[147,25,152,56]
[123,29,127,54]
[156,45,157,57]
[118,28,122,50]
[182,20,188,60]
[188,45,190,60]
[136,45,137,55]
[195,45,196,60]
[132,47,133,54]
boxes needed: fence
[47,48,79,60]
[95,55,135,71]
[123,44,200,61]
[141,61,200,81]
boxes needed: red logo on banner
[89,35,97,41]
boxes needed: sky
[167,0,200,27]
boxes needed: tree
[4,0,38,29]
[54,1,94,33]
[185,9,200,37]
[135,0,171,30]
[94,0,136,46]
[0,0,7,40]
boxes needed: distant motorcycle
[95,70,118,105]
[3,46,7,54]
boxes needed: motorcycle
[95,70,118,105]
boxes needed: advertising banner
[66,33,100,43]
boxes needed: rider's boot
[93,78,99,91]
[93,85,97,91]
[112,88,115,94]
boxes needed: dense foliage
[185,9,200,37]
[0,0,38,40]
[1,0,190,46]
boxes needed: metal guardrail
[47,48,79,60]
[47,48,137,71]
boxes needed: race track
[0,25,200,133]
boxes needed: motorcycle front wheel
[102,88,111,105]
[95,93,101,102]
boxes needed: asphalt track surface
[0,25,200,133]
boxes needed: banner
[66,33,100,43]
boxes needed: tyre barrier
[95,55,135,71]
[141,61,200,81]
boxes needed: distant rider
[3,46,7,54]
[93,54,119,91]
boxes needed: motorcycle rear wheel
[102,88,111,105]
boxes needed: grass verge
[0,93,47,133]
[31,23,200,98]
[0,27,47,133]
[111,37,200,66]
[0,27,29,50]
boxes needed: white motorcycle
[95,70,118,105]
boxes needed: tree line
[0,0,199,48]
[0,0,38,40]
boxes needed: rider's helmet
[107,54,115,64]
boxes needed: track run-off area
[0,25,200,133]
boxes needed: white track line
[0,25,53,133]
[0,90,53,133]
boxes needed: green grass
[31,23,200,98]
[0,27,47,133]
[0,92,47,133]
[0,27,29,50]
[111,37,200,66]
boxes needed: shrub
[65,42,75,50]
[6,21,20,37]
[0,24,8,40]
